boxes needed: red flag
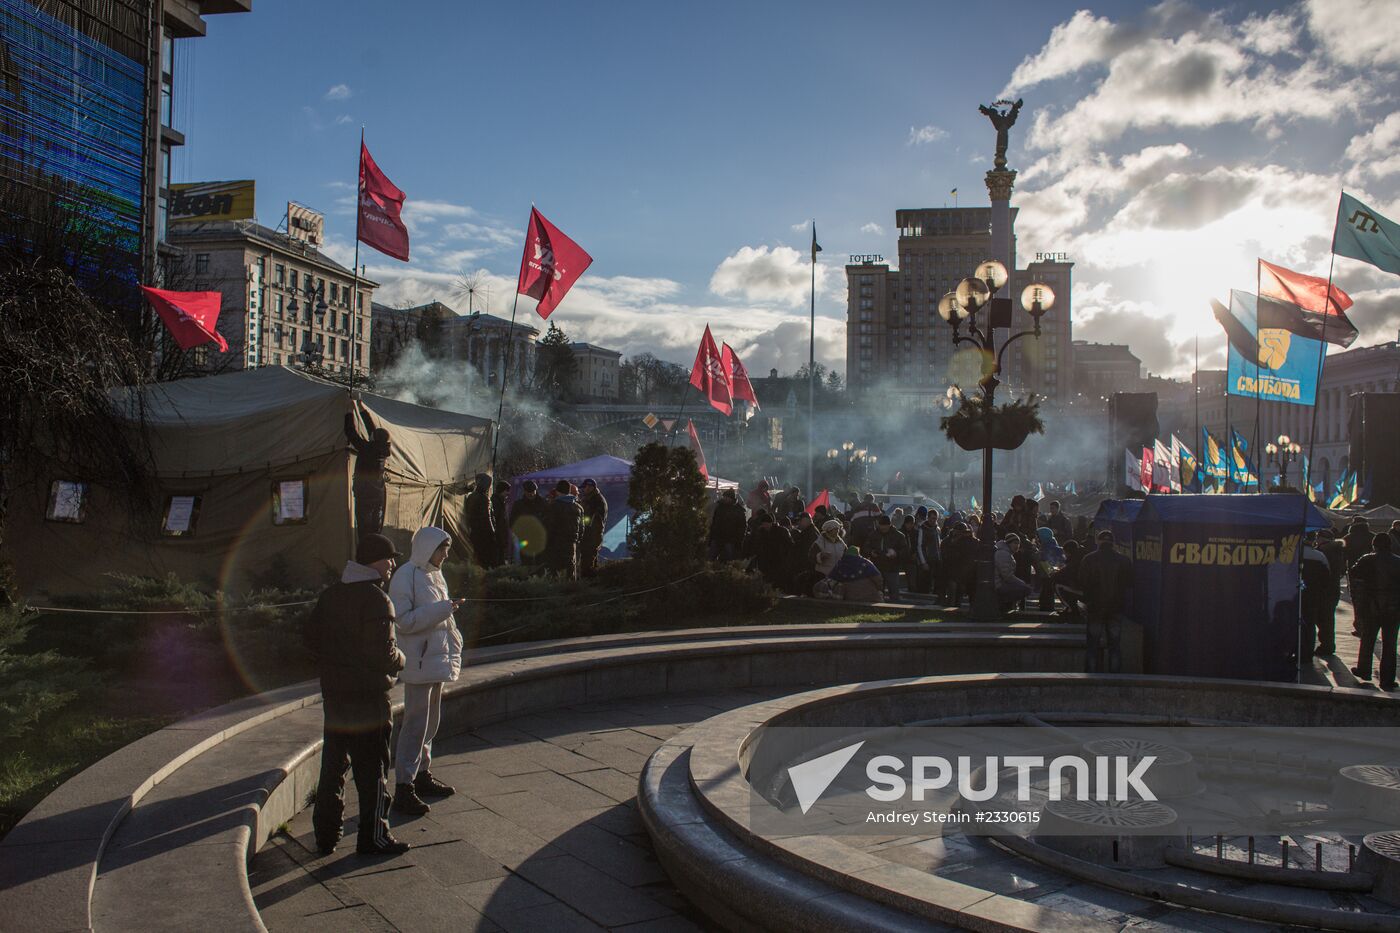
[1257,259,1358,347]
[358,142,409,262]
[141,286,228,352]
[686,419,708,480]
[518,206,593,318]
[721,342,759,409]
[689,325,733,416]
[805,489,830,517]
[1141,446,1154,494]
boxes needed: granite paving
[250,689,761,932]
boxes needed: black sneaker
[1350,666,1373,682]
[392,782,430,816]
[357,835,410,856]
[415,771,455,798]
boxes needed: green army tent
[9,367,492,597]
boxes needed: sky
[177,0,1400,380]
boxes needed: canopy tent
[11,367,492,597]
[511,455,737,561]
[1131,493,1325,683]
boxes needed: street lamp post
[1264,434,1301,489]
[937,259,1055,621]
[825,441,876,494]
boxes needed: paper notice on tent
[274,480,306,524]
[162,496,198,535]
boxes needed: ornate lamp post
[937,260,1055,620]
[826,441,876,492]
[1264,434,1301,489]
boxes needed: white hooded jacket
[388,526,463,684]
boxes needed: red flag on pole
[689,325,733,416]
[141,286,228,351]
[805,489,830,517]
[518,206,593,318]
[1141,446,1154,493]
[357,142,410,262]
[721,342,759,409]
[687,419,708,480]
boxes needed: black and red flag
[357,142,410,261]
[518,207,593,319]
[1257,259,1357,347]
[689,325,733,416]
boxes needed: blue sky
[178,0,1400,379]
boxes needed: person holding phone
[388,526,465,815]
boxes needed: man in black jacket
[708,488,747,561]
[1350,533,1400,691]
[508,480,548,566]
[545,480,584,579]
[1079,530,1133,673]
[305,533,408,856]
[579,478,608,577]
[464,473,498,568]
[344,404,391,535]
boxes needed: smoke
[373,340,632,475]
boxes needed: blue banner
[1229,429,1259,488]
[1225,290,1322,406]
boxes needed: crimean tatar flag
[518,206,593,319]
[1334,192,1400,277]
[141,286,228,352]
[686,419,708,480]
[721,342,759,410]
[357,142,409,262]
[689,325,733,416]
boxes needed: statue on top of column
[979,98,1024,171]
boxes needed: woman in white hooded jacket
[389,526,464,814]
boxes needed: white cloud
[1307,0,1400,67]
[1001,9,1118,93]
[860,222,884,236]
[325,83,352,101]
[443,219,518,249]
[709,245,831,307]
[790,221,810,233]
[334,114,353,126]
[908,124,948,146]
[1345,112,1400,183]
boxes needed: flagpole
[1305,193,1344,502]
[1225,372,1233,494]
[1253,262,1262,493]
[348,127,365,396]
[807,219,816,498]
[489,289,521,479]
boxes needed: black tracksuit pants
[313,695,393,850]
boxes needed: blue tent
[1131,493,1321,683]
[513,456,636,561]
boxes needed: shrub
[626,442,707,570]
[0,604,88,742]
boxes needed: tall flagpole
[490,205,530,480]
[348,127,365,395]
[807,220,817,497]
[1305,194,1343,504]
[1253,263,1262,492]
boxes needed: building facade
[370,301,539,390]
[844,208,1073,406]
[167,214,375,374]
[569,343,621,401]
[1073,341,1142,400]
[1156,340,1400,492]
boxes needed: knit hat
[355,533,400,565]
[821,519,843,534]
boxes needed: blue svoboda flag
[1229,429,1260,488]
[1335,192,1400,277]
[1225,290,1323,406]
[1201,428,1229,489]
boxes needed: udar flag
[141,286,228,351]
[518,206,593,319]
[721,342,759,409]
[358,142,409,262]
[1224,290,1322,407]
[805,489,830,517]
[689,324,733,416]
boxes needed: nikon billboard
[169,180,256,224]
